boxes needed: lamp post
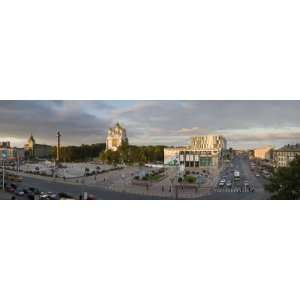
[2,152,7,191]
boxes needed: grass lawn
[147,174,164,181]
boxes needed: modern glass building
[179,135,227,170]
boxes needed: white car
[255,173,260,177]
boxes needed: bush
[185,175,196,184]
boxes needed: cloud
[0,100,300,148]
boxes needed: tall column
[56,131,61,162]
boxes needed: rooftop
[276,144,300,152]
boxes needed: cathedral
[106,123,128,151]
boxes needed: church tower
[106,123,128,151]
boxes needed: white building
[106,123,128,151]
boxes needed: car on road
[40,192,49,200]
[48,193,58,200]
[255,173,260,177]
[27,193,35,200]
[15,189,25,196]
[218,179,226,187]
[226,181,232,188]
[6,186,16,193]
[58,192,75,200]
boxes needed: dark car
[27,193,35,200]
[58,192,74,199]
[15,189,25,196]
[10,183,17,189]
[7,186,16,193]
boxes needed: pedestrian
[79,195,82,200]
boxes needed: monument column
[56,131,61,162]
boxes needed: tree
[265,155,300,199]
[99,144,165,165]
[53,143,106,162]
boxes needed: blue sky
[0,100,300,149]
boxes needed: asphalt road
[2,175,170,200]
[199,156,270,200]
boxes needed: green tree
[265,155,300,199]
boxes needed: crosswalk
[214,187,255,193]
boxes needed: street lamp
[2,152,7,191]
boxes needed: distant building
[106,123,128,151]
[24,134,53,159]
[164,135,227,170]
[254,145,273,160]
[0,142,25,161]
[273,144,300,167]
[0,141,11,148]
[164,147,186,165]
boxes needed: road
[2,174,170,200]
[199,155,270,200]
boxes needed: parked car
[58,192,75,200]
[48,193,58,200]
[6,186,16,193]
[15,189,25,196]
[27,193,35,200]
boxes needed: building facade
[273,144,300,167]
[179,135,227,169]
[163,147,186,165]
[0,141,11,148]
[163,135,227,170]
[0,142,25,161]
[254,145,273,160]
[106,123,128,151]
[24,134,53,159]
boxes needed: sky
[0,100,300,149]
